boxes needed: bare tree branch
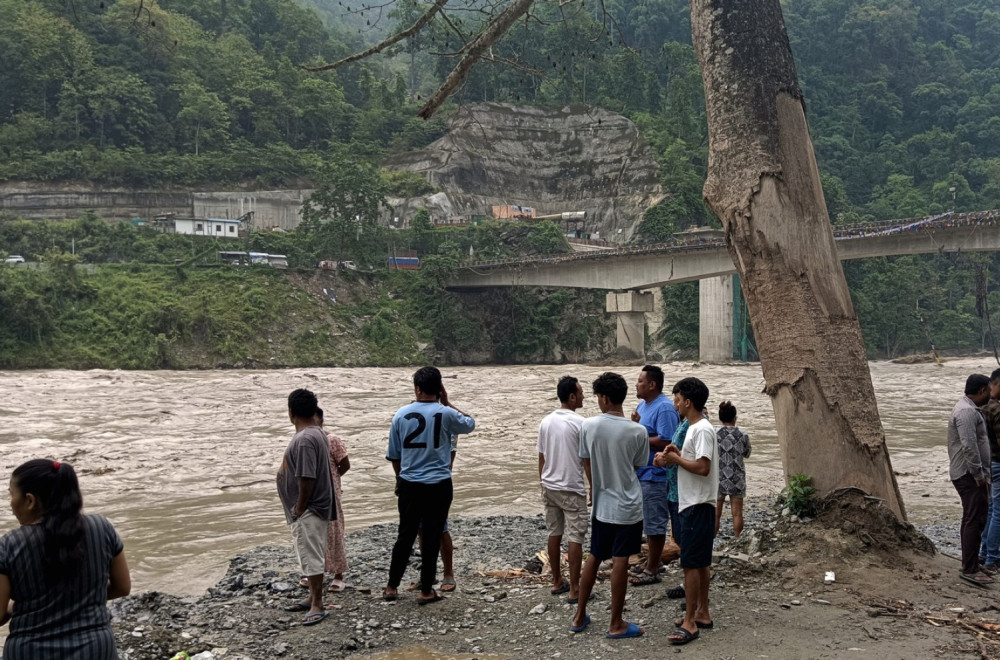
[436,10,471,47]
[418,0,536,118]
[303,0,451,72]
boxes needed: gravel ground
[110,500,973,660]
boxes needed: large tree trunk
[690,0,906,519]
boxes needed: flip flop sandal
[440,578,457,592]
[674,617,713,629]
[328,581,355,592]
[302,610,329,626]
[382,589,398,602]
[669,627,699,645]
[960,571,995,587]
[570,614,591,633]
[550,582,570,595]
[629,570,661,586]
[298,577,309,588]
[417,590,445,605]
[566,592,594,605]
[605,622,643,639]
[283,601,311,612]
[666,585,686,599]
[628,564,645,575]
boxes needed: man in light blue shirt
[384,366,475,604]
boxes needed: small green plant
[782,473,817,517]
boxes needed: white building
[174,217,243,238]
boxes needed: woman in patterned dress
[715,401,752,539]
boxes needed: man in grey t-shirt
[948,374,992,586]
[570,372,648,640]
[277,388,335,625]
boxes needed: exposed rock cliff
[385,103,665,242]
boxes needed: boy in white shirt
[538,376,589,603]
[655,377,717,646]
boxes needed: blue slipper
[302,610,329,626]
[570,614,591,633]
[283,600,310,612]
[551,582,570,595]
[605,622,643,639]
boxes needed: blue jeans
[981,462,1000,566]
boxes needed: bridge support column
[699,275,734,363]
[607,292,654,359]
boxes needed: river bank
[0,264,613,370]
[109,502,1000,660]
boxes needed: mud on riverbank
[111,503,1000,659]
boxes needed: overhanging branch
[303,0,450,72]
[418,0,536,118]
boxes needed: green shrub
[781,473,817,517]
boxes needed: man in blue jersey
[629,365,679,586]
[383,366,476,604]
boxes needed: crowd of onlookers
[0,363,754,652]
[273,365,750,645]
[17,357,1000,654]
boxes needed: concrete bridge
[447,210,1000,361]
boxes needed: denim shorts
[640,480,669,536]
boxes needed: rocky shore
[111,501,1000,659]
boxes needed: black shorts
[678,503,715,569]
[590,516,643,561]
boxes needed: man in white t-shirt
[570,372,648,640]
[538,376,590,604]
[655,376,717,646]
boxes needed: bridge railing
[459,208,1000,272]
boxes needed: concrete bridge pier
[607,291,654,359]
[699,275,734,363]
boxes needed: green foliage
[526,221,570,255]
[657,282,699,351]
[382,169,436,197]
[0,0,445,185]
[634,203,679,244]
[781,473,817,518]
[301,155,389,265]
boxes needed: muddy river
[0,359,989,595]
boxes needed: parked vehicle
[4,255,25,264]
[387,256,420,270]
[338,261,357,271]
[266,254,288,269]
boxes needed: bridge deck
[450,210,1000,290]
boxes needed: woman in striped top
[0,459,131,659]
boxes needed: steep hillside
[384,103,665,241]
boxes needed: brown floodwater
[0,359,990,596]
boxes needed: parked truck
[387,256,420,270]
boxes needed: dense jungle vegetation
[3,0,1000,363]
[0,213,612,368]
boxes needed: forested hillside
[0,0,447,185]
[2,0,998,221]
[4,0,1000,360]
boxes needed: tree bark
[690,0,906,518]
